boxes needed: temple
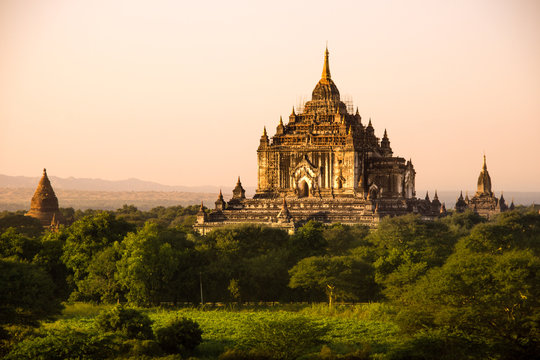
[194,48,440,234]
[25,168,65,228]
[455,155,508,218]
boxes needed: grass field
[45,302,401,359]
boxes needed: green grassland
[45,302,400,359]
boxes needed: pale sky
[1,0,539,191]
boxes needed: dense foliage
[0,204,538,359]
[154,316,203,355]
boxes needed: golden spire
[291,106,296,116]
[279,116,283,125]
[322,46,331,80]
[483,154,487,171]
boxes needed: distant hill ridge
[0,174,256,194]
[1,174,538,212]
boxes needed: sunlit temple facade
[194,48,441,234]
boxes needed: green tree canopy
[117,222,196,306]
[0,259,63,327]
[61,212,134,297]
[289,255,377,305]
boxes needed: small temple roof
[25,168,65,226]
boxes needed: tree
[0,259,63,327]
[322,223,370,256]
[77,245,124,303]
[396,249,540,359]
[199,224,290,302]
[0,214,43,238]
[61,212,134,300]
[117,223,196,306]
[367,214,457,300]
[33,231,71,299]
[0,227,41,261]
[289,221,327,259]
[457,210,540,255]
[289,255,377,306]
[369,214,456,267]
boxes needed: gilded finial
[279,116,283,125]
[383,129,388,138]
[322,45,331,80]
[291,106,296,116]
[483,154,487,171]
[263,126,267,136]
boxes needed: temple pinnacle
[322,46,331,80]
[483,154,487,171]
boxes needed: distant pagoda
[455,156,508,218]
[25,168,65,228]
[194,48,440,234]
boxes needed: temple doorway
[298,180,309,198]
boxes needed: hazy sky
[1,0,539,191]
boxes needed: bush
[5,328,117,360]
[121,338,164,357]
[95,304,154,340]
[385,329,477,360]
[155,317,203,355]
[239,316,327,360]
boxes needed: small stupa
[25,168,65,227]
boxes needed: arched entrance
[298,180,309,198]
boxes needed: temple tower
[25,169,65,227]
[457,156,507,218]
[476,155,492,196]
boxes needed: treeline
[1,205,539,359]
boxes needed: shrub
[239,316,327,360]
[154,317,203,355]
[122,339,164,357]
[95,304,154,340]
[5,328,117,360]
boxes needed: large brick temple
[194,48,441,234]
